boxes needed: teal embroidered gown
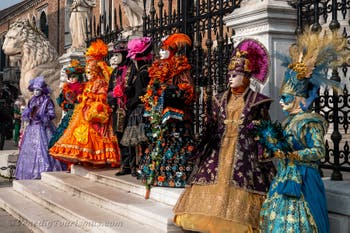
[260,112,329,233]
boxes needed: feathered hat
[228,39,270,84]
[113,38,128,54]
[64,59,85,76]
[85,39,109,62]
[279,28,349,108]
[127,37,153,60]
[28,76,50,94]
[160,33,192,53]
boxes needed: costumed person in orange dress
[173,39,276,233]
[138,33,196,198]
[49,39,120,167]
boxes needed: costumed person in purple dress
[259,29,349,233]
[116,37,153,176]
[173,39,276,232]
[138,33,196,198]
[15,76,64,180]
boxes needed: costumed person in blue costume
[15,76,64,180]
[139,33,196,199]
[260,28,349,233]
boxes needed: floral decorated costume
[49,40,120,166]
[260,29,349,233]
[173,39,276,232]
[48,59,85,149]
[15,76,64,179]
[138,33,195,196]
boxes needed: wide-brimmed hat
[64,59,85,76]
[28,76,50,94]
[126,37,153,60]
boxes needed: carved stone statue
[69,0,96,51]
[2,19,62,125]
[122,0,146,30]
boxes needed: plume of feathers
[161,33,192,52]
[253,120,291,158]
[86,39,109,61]
[290,28,349,79]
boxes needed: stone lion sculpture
[2,19,62,124]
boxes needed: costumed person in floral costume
[260,29,349,233]
[138,33,195,198]
[49,39,120,168]
[173,39,276,232]
[15,76,64,180]
[116,37,153,176]
[48,59,85,150]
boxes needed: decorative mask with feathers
[279,28,350,110]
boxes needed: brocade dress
[260,112,329,233]
[174,89,276,232]
[15,94,64,180]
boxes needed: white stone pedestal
[224,0,297,121]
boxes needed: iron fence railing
[289,0,350,180]
[87,0,350,180]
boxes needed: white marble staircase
[0,165,186,233]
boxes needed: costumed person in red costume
[138,33,196,198]
[48,59,85,147]
[173,39,276,233]
[49,39,120,168]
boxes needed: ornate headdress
[64,59,85,76]
[85,39,112,81]
[126,37,153,60]
[228,39,270,84]
[280,28,349,104]
[160,33,192,52]
[28,76,50,94]
[85,39,109,62]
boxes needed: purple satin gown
[15,94,64,180]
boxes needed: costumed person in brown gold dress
[173,39,276,233]
[138,33,196,198]
[49,39,120,168]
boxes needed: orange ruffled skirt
[49,102,120,166]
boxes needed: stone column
[224,0,297,121]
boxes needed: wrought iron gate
[142,0,243,138]
[289,0,350,180]
[88,0,350,180]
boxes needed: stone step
[0,187,84,233]
[41,172,184,233]
[71,165,184,206]
[0,150,18,178]
[13,179,161,233]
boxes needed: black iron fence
[88,0,350,180]
[289,0,350,180]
